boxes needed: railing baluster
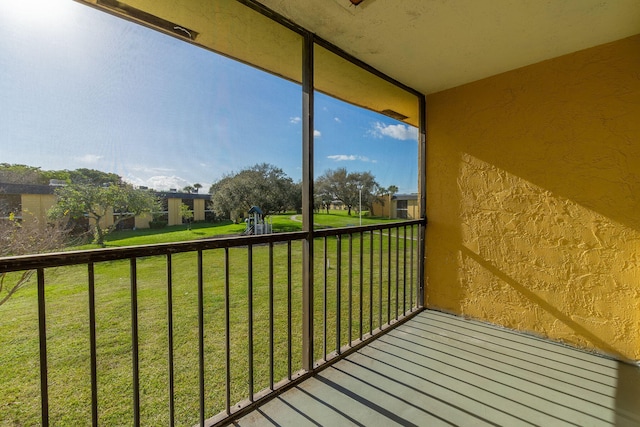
[403,226,407,314]
[359,231,363,341]
[347,233,353,346]
[130,258,140,427]
[224,248,231,415]
[323,236,328,360]
[269,242,274,390]
[336,235,342,354]
[395,226,399,319]
[287,241,292,380]
[37,268,49,427]
[387,229,391,325]
[410,225,415,310]
[197,250,205,426]
[88,263,98,427]
[247,244,254,401]
[166,255,175,427]
[369,231,374,335]
[378,229,383,329]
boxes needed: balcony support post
[418,94,427,307]
[301,31,315,372]
[36,268,49,427]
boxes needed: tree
[210,163,299,219]
[49,183,159,246]
[0,163,48,184]
[193,183,202,193]
[315,168,380,215]
[0,214,70,306]
[67,168,122,186]
[0,165,124,186]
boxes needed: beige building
[156,191,209,226]
[371,193,418,220]
[0,183,210,229]
[0,183,57,226]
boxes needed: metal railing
[0,220,424,426]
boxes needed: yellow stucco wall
[98,207,114,229]
[371,196,418,219]
[193,198,205,222]
[135,212,152,229]
[371,195,392,218]
[406,200,418,220]
[425,35,640,361]
[20,194,57,225]
[167,198,182,226]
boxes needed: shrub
[148,220,168,229]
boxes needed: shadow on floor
[234,310,640,427]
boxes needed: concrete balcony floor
[235,310,640,427]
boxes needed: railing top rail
[0,219,427,273]
[0,231,307,272]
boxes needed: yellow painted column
[167,198,181,226]
[135,212,152,229]
[20,194,57,225]
[97,207,114,229]
[193,198,205,221]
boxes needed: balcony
[2,0,640,426]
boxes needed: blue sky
[0,0,418,193]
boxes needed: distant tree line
[0,163,121,186]
[208,163,394,219]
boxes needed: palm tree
[387,185,398,219]
[193,183,202,193]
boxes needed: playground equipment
[244,206,272,235]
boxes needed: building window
[396,199,408,219]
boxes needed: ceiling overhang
[77,0,420,126]
[259,0,640,95]
[76,0,640,125]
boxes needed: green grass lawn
[70,210,398,250]
[0,212,418,426]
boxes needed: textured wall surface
[425,35,640,361]
[194,198,206,221]
[167,198,182,226]
[20,194,56,225]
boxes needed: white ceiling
[257,0,640,95]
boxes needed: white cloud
[289,116,301,124]
[76,154,103,164]
[125,174,193,191]
[130,165,176,174]
[327,154,374,163]
[328,154,356,161]
[334,117,341,123]
[370,122,418,141]
[314,129,321,138]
